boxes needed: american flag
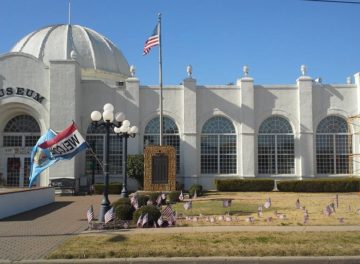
[264,197,271,209]
[162,205,174,218]
[137,214,143,227]
[87,205,94,223]
[142,213,149,227]
[156,195,162,206]
[104,207,115,224]
[179,190,184,201]
[143,24,160,55]
[223,199,232,208]
[183,200,192,210]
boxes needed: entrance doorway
[2,115,40,187]
[5,157,31,187]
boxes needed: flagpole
[158,13,163,146]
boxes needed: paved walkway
[1,195,360,262]
[0,195,107,261]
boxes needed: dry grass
[48,231,360,259]
[173,192,360,226]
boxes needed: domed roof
[11,24,130,77]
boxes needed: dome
[11,24,131,77]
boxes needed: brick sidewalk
[0,195,109,260]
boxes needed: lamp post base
[98,204,111,222]
[120,187,128,198]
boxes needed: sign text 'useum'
[0,87,45,104]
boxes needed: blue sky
[1,0,359,85]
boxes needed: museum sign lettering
[0,87,45,104]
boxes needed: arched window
[144,117,181,173]
[316,116,352,174]
[3,115,40,186]
[85,125,123,178]
[201,116,236,174]
[258,116,294,174]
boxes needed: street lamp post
[90,103,126,222]
[114,120,138,198]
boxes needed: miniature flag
[143,24,160,55]
[39,122,88,160]
[29,129,59,187]
[157,216,164,227]
[137,214,143,227]
[264,197,271,209]
[142,213,149,227]
[162,205,174,218]
[104,207,115,224]
[183,200,192,210]
[338,217,345,224]
[179,190,184,201]
[295,199,301,209]
[246,216,255,223]
[223,199,232,208]
[123,221,129,229]
[87,205,94,223]
[168,216,174,226]
[156,195,162,206]
[161,193,166,200]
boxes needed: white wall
[0,188,55,219]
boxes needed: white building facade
[0,24,359,190]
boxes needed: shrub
[127,154,144,189]
[137,195,149,207]
[277,178,360,192]
[111,198,131,208]
[215,179,274,192]
[133,205,161,226]
[188,184,203,197]
[168,191,181,203]
[148,192,161,203]
[93,183,122,194]
[114,203,133,220]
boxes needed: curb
[1,256,360,264]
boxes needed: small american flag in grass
[104,207,115,224]
[87,205,94,223]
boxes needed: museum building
[0,24,359,190]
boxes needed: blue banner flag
[29,129,59,187]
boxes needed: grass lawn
[172,192,360,226]
[47,192,360,259]
[48,231,360,259]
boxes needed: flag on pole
[184,200,192,210]
[142,213,149,227]
[87,205,94,223]
[162,205,174,218]
[29,129,59,187]
[137,214,143,227]
[223,199,232,208]
[143,24,160,55]
[39,122,88,160]
[179,190,184,201]
[104,207,115,224]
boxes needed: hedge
[93,183,122,194]
[277,178,360,192]
[215,179,274,192]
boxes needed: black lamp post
[90,103,126,222]
[114,120,138,198]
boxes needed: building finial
[347,76,352,84]
[300,65,307,76]
[243,65,249,77]
[130,65,136,77]
[186,65,192,78]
